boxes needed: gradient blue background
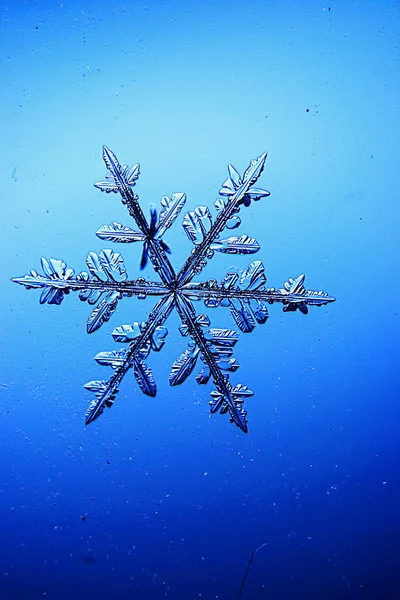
[1,1,399,599]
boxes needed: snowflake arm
[178,152,269,285]
[12,253,170,334]
[182,268,335,314]
[173,292,249,432]
[85,293,174,424]
[94,146,180,286]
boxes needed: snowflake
[12,147,335,432]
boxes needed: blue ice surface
[2,1,400,598]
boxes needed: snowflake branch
[181,278,336,309]
[96,146,177,286]
[85,293,175,424]
[174,293,248,432]
[177,152,268,286]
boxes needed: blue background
[1,1,400,598]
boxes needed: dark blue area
[1,1,400,599]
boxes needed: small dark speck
[82,556,97,565]
[81,515,86,521]
[306,108,309,113]
[359,217,363,220]
[106,461,110,464]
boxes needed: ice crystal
[13,147,335,432]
